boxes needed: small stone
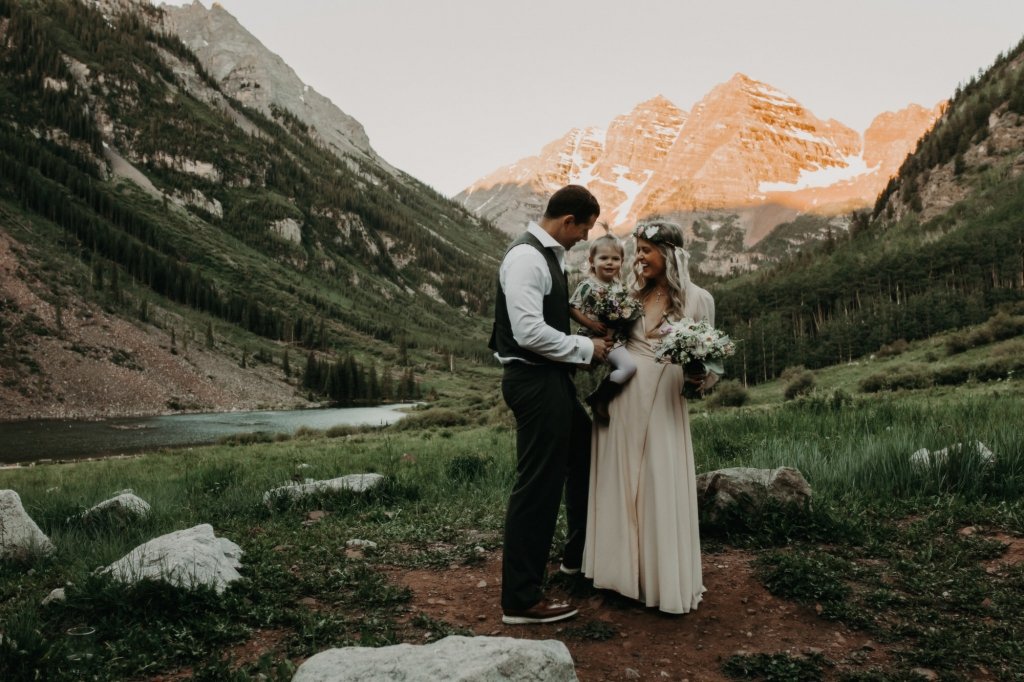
[911,668,939,681]
[745,631,753,638]
[346,539,377,549]
[476,580,487,588]
[695,644,703,650]
[835,633,846,643]
[477,615,487,621]
[815,603,823,615]
[474,546,486,556]
[299,597,318,607]
[959,526,977,536]
[625,668,641,680]
[42,587,66,605]
[746,608,756,615]
[272,544,292,552]
[804,647,824,656]
[307,510,327,522]
[740,597,749,604]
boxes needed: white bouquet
[654,318,736,396]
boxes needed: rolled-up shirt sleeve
[500,245,594,365]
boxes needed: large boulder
[293,635,577,682]
[102,524,242,593]
[696,467,812,523]
[263,473,384,507]
[0,489,55,558]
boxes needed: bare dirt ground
[386,549,885,682]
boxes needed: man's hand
[591,336,611,363]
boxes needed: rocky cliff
[158,0,394,173]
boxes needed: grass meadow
[1,356,1023,680]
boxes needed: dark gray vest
[489,231,570,364]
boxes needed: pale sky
[163,1,1024,196]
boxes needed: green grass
[1,387,1023,679]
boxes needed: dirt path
[388,548,886,681]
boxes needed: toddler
[569,227,637,421]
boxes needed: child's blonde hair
[593,223,622,276]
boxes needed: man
[489,184,610,625]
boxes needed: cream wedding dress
[582,283,714,614]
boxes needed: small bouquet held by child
[654,318,736,399]
[589,283,641,333]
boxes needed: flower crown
[631,221,684,248]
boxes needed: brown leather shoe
[502,598,579,625]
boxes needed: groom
[490,184,609,625]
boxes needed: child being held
[569,225,637,421]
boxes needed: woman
[582,220,716,614]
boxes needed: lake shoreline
[0,403,419,466]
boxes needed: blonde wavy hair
[630,220,691,319]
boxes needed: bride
[582,220,716,614]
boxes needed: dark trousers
[500,362,592,611]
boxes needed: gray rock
[102,524,242,593]
[42,587,66,605]
[263,473,384,506]
[696,467,811,522]
[292,635,577,682]
[0,490,55,559]
[76,492,151,523]
[910,440,995,468]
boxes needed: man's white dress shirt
[496,222,594,365]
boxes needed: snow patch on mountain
[759,154,879,192]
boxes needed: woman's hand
[585,318,609,336]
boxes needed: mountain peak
[160,2,392,171]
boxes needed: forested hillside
[0,0,508,417]
[712,37,1024,384]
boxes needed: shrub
[706,380,749,408]
[858,373,887,393]
[779,365,807,382]
[987,311,1024,341]
[391,408,470,431]
[860,367,933,392]
[886,367,934,391]
[966,326,993,348]
[876,338,908,358]
[975,358,1014,382]
[217,431,273,446]
[945,332,970,355]
[992,338,1024,358]
[933,363,972,386]
[783,371,815,400]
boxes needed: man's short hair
[543,185,600,224]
